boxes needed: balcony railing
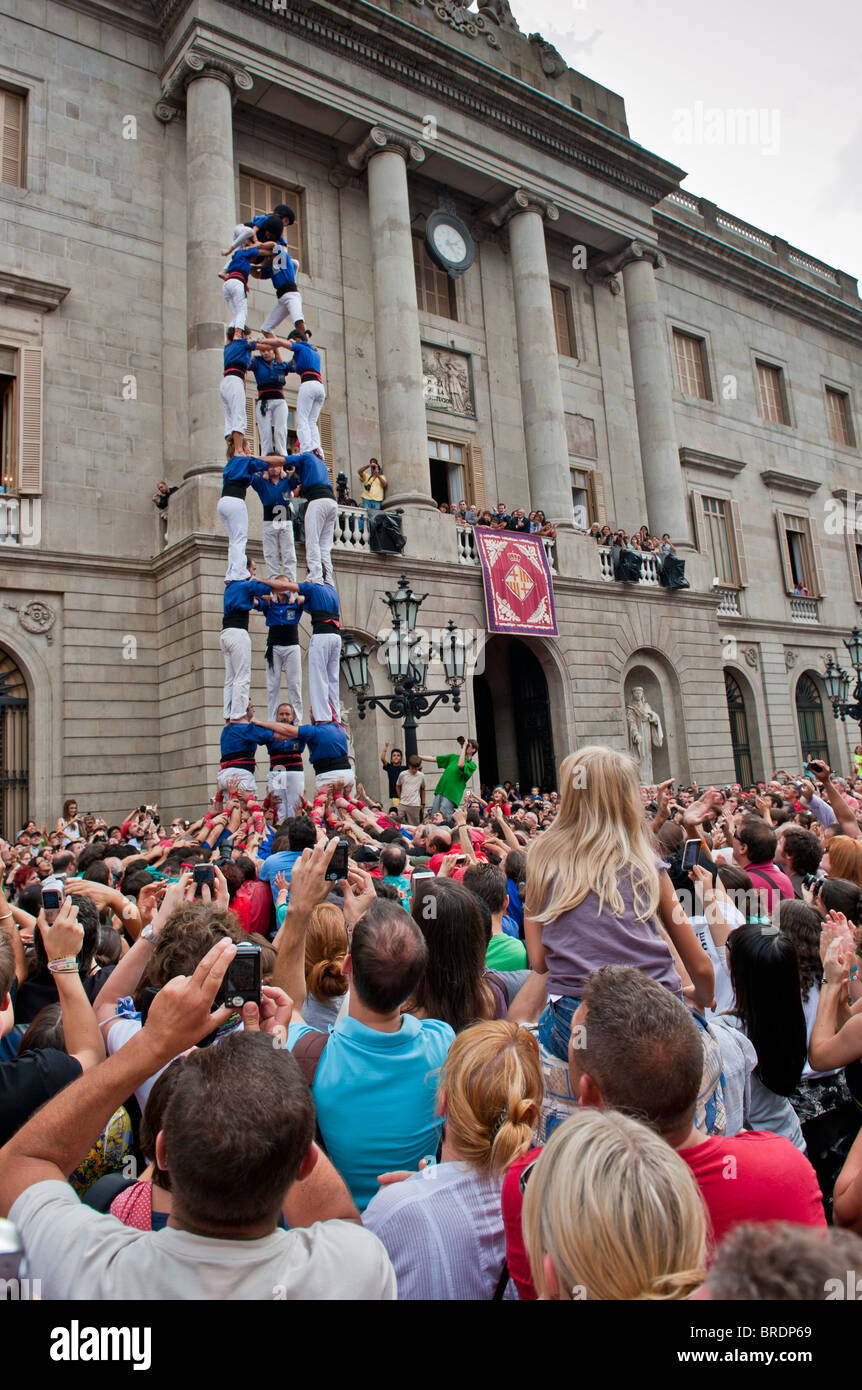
[598,546,662,586]
[331,505,372,555]
[715,587,742,617]
[790,596,821,625]
[457,525,558,574]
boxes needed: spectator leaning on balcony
[358,459,386,511]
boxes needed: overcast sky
[507,0,862,282]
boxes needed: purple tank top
[541,872,681,999]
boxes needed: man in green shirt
[430,738,478,817]
[462,862,529,971]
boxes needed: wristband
[48,957,80,975]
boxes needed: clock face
[432,222,468,264]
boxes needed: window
[724,672,753,786]
[1,89,25,188]
[702,497,735,584]
[856,543,862,591]
[413,238,457,320]
[428,436,465,506]
[551,286,575,357]
[756,360,790,425]
[238,172,302,265]
[826,386,855,447]
[0,346,42,497]
[571,467,598,529]
[673,330,711,399]
[0,649,28,838]
[795,674,829,764]
[775,511,823,597]
[243,387,334,465]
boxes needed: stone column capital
[486,187,560,229]
[345,126,426,173]
[154,48,254,123]
[586,239,665,292]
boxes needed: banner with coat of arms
[473,528,558,637]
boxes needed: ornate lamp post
[823,629,862,734]
[340,575,466,759]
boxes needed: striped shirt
[362,1161,517,1300]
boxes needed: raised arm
[658,871,715,1010]
[37,901,104,1073]
[0,883,26,986]
[808,761,860,840]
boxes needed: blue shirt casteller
[250,357,289,394]
[284,451,330,493]
[223,337,258,373]
[223,578,272,617]
[222,455,269,488]
[290,341,321,376]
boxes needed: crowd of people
[4,744,862,1300]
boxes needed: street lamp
[824,643,862,735]
[340,578,465,759]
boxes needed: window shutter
[591,468,607,525]
[729,499,748,587]
[244,383,257,454]
[848,535,862,604]
[318,410,334,464]
[808,517,825,599]
[17,346,42,494]
[1,91,24,188]
[774,512,794,593]
[689,490,707,552]
[467,442,487,509]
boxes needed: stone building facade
[0,0,860,828]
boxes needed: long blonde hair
[522,1108,706,1300]
[526,746,660,923]
[438,1021,542,1178]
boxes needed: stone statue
[626,686,663,784]
[478,0,517,27]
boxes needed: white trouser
[315,768,356,794]
[256,397,288,457]
[262,516,296,580]
[219,627,252,720]
[267,767,306,822]
[308,632,341,723]
[220,375,248,438]
[217,767,257,797]
[216,496,250,582]
[304,496,338,584]
[295,380,326,454]
[266,643,303,721]
[223,278,248,330]
[261,290,304,335]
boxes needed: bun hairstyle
[437,1020,542,1178]
[304,903,349,1002]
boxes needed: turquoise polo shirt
[288,1013,454,1212]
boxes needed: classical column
[346,127,435,510]
[157,53,253,480]
[489,189,572,529]
[606,241,688,544]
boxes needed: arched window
[0,650,28,838]
[795,673,829,764]
[724,672,753,786]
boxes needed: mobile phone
[193,864,215,893]
[327,840,350,882]
[681,839,700,872]
[216,942,262,1010]
[41,887,63,922]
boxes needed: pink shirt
[743,860,795,910]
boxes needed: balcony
[597,546,662,586]
[790,596,821,625]
[331,505,373,556]
[457,524,558,574]
[715,587,742,617]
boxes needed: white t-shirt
[11,1181,396,1300]
[395,769,425,807]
